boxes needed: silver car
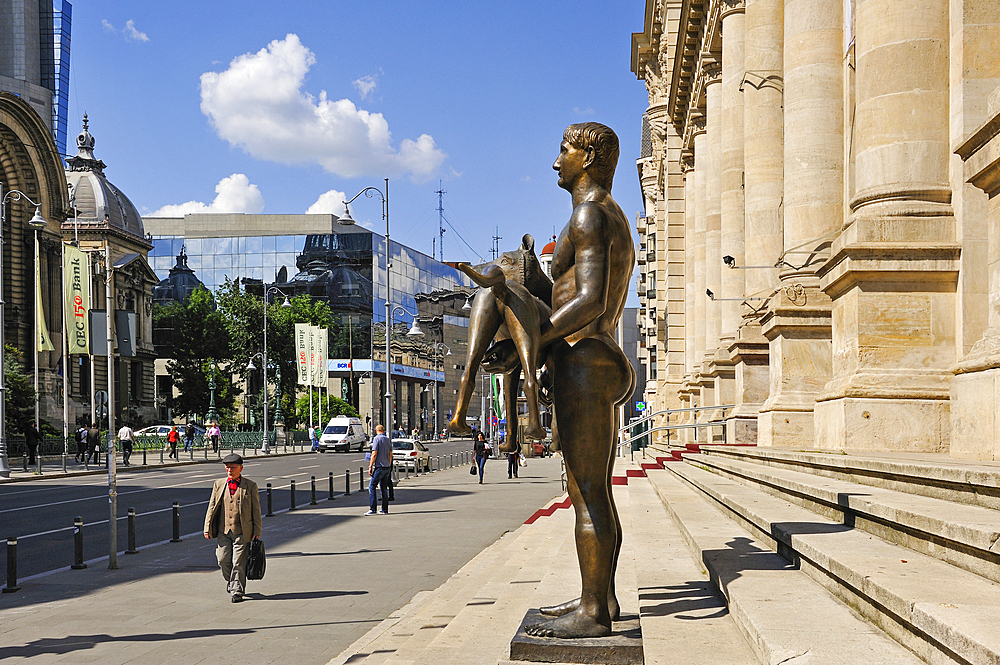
[391,438,430,471]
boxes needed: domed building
[63,115,158,426]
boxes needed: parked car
[318,416,369,452]
[392,438,430,471]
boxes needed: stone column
[728,0,784,444]
[703,60,723,364]
[684,155,697,377]
[757,0,842,446]
[720,1,746,341]
[692,123,708,370]
[954,88,1000,459]
[815,0,957,452]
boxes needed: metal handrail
[619,404,736,433]
[616,417,728,460]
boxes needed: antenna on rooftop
[492,227,502,260]
[436,181,447,262]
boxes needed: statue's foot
[448,419,472,436]
[524,425,546,441]
[525,609,612,639]
[540,596,620,621]
[549,437,561,452]
[499,439,519,453]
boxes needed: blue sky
[69,1,649,282]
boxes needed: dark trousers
[122,440,133,465]
[76,441,87,463]
[26,444,37,466]
[210,435,219,453]
[507,454,518,478]
[476,455,487,482]
[87,445,99,465]
[369,467,391,513]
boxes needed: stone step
[627,475,760,664]
[664,461,1000,665]
[684,450,1000,585]
[700,446,1000,511]
[647,465,927,665]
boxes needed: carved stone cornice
[680,152,695,174]
[719,0,746,19]
[702,60,722,85]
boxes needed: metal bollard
[290,480,297,510]
[143,448,147,466]
[328,472,335,500]
[310,476,317,505]
[406,462,411,480]
[72,517,87,569]
[62,453,67,473]
[170,502,182,542]
[4,537,20,592]
[204,445,208,460]
[159,446,164,465]
[345,469,351,495]
[126,508,138,554]
[266,483,274,517]
[359,466,364,492]
[22,455,27,472]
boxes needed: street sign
[635,401,646,411]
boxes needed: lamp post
[0,186,47,478]
[430,342,451,439]
[205,358,218,425]
[258,287,291,453]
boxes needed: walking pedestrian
[76,425,88,463]
[184,422,195,452]
[207,422,221,453]
[86,423,101,465]
[309,425,319,452]
[474,432,490,484]
[24,420,40,467]
[118,422,135,466]
[166,425,179,459]
[507,439,519,479]
[203,453,262,603]
[366,424,392,515]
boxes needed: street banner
[35,240,55,352]
[63,244,89,354]
[317,327,328,388]
[307,325,317,387]
[295,323,310,385]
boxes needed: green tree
[4,344,34,434]
[295,392,358,427]
[216,280,338,429]
[153,286,238,423]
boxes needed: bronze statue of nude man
[486,122,635,638]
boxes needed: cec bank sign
[329,359,444,383]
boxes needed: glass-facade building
[39,0,72,156]
[146,214,481,434]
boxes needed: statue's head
[563,122,619,190]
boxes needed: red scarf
[228,477,240,496]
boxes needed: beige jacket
[203,476,262,539]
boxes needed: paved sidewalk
[0,455,565,664]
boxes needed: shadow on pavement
[245,589,368,601]
[638,580,730,620]
[0,619,382,659]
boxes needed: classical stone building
[632,0,1000,457]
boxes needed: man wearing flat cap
[204,453,262,602]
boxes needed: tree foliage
[152,286,238,424]
[295,392,359,427]
[4,344,34,434]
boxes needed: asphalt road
[0,438,477,581]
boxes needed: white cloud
[149,174,264,217]
[352,74,378,100]
[199,34,446,182]
[573,106,596,116]
[305,189,347,215]
[124,19,150,42]
[101,19,116,32]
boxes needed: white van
[319,416,369,453]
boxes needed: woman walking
[167,425,180,459]
[474,432,490,484]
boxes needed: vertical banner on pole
[307,325,316,387]
[64,244,90,354]
[294,323,310,385]
[35,241,55,352]
[317,328,327,390]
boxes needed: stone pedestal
[758,285,832,447]
[507,609,643,665]
[727,324,769,444]
[708,347,736,444]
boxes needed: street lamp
[429,342,451,438]
[205,358,218,425]
[257,287,291,453]
[0,186,46,477]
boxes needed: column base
[950,329,1000,460]
[756,406,815,448]
[813,396,949,453]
